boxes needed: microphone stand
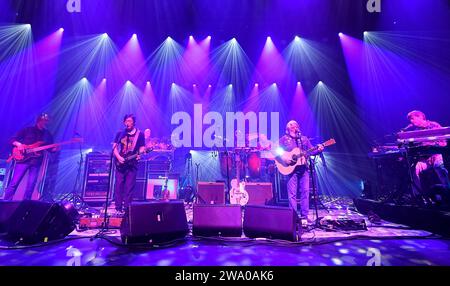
[309,155,322,228]
[224,139,232,204]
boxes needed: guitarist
[278,120,323,223]
[3,113,56,201]
[112,114,145,214]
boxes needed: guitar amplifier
[82,152,113,202]
[146,174,178,200]
[245,182,274,205]
[197,182,225,204]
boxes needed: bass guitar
[7,138,83,163]
[274,138,336,176]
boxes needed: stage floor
[1,204,450,266]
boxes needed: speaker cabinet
[192,204,242,237]
[0,201,21,233]
[245,182,273,205]
[120,201,188,244]
[243,205,298,241]
[7,200,77,244]
[196,182,225,204]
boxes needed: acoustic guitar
[274,138,336,176]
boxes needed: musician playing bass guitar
[3,113,57,201]
[112,114,145,215]
[278,120,324,223]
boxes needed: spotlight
[229,84,233,87]
[193,84,196,87]
[102,33,108,38]
[25,24,31,29]
[102,78,107,82]
[132,33,137,39]
[231,38,237,43]
[167,36,173,41]
[126,80,131,85]
[59,28,64,32]
[363,31,368,36]
[318,81,323,85]
[207,36,211,40]
[254,83,259,87]
[294,36,300,42]
[338,32,343,37]
[272,83,277,86]
[297,81,301,85]
[82,77,87,82]
[208,84,212,88]
[267,36,272,41]
[189,35,194,40]
[172,82,176,86]
[146,81,151,85]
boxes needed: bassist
[112,114,145,215]
[278,120,324,223]
[3,113,56,201]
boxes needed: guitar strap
[130,129,141,153]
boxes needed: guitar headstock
[71,137,84,143]
[323,138,336,147]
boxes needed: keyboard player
[401,110,449,203]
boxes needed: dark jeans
[4,162,40,200]
[287,168,310,218]
[114,168,137,211]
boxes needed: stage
[1,0,450,271]
[1,203,449,266]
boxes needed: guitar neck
[29,141,75,152]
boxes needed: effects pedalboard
[79,216,123,229]
[319,218,367,231]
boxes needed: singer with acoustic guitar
[112,114,146,215]
[3,113,57,201]
[278,120,325,224]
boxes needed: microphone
[401,124,413,132]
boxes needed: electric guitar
[115,147,153,171]
[7,138,83,163]
[274,138,336,176]
[229,152,249,206]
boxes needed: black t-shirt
[114,129,145,156]
[10,126,54,165]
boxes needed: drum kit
[218,132,276,181]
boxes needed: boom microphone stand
[59,137,87,210]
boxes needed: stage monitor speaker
[192,204,242,237]
[120,201,188,244]
[196,182,225,204]
[243,205,297,241]
[245,182,273,205]
[0,201,21,233]
[7,200,78,244]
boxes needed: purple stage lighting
[338,32,343,37]
[59,28,64,32]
